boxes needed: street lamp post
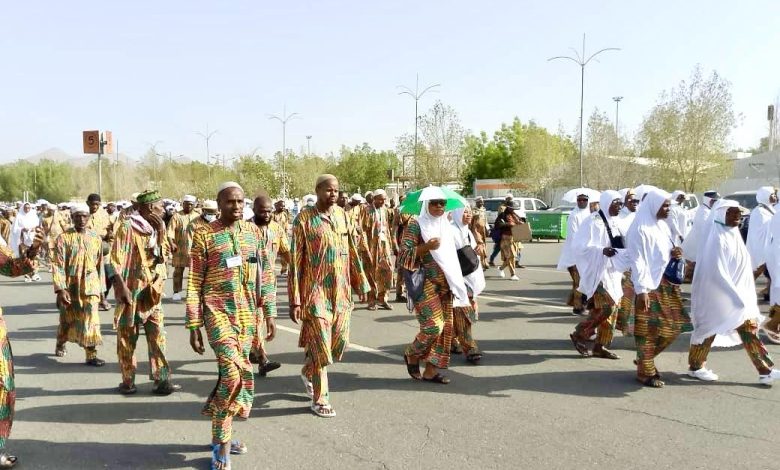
[398,74,440,186]
[613,96,623,139]
[306,135,312,156]
[196,124,218,181]
[548,34,620,186]
[268,106,300,198]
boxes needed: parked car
[484,197,549,225]
[550,205,575,213]
[723,191,757,241]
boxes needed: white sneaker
[172,292,182,301]
[31,274,41,282]
[688,368,719,381]
[759,369,780,386]
[497,268,505,278]
[510,275,520,281]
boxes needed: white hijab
[450,207,485,297]
[573,190,629,303]
[556,203,592,270]
[417,201,470,307]
[746,186,775,270]
[690,200,760,347]
[682,197,717,262]
[626,189,673,294]
[765,206,780,304]
[10,204,39,257]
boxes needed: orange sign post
[83,130,112,196]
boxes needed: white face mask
[203,214,216,222]
[306,200,315,207]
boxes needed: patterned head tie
[137,189,162,205]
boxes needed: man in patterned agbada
[289,174,370,418]
[52,203,105,366]
[108,189,179,396]
[187,182,275,470]
[167,194,200,301]
[362,188,395,310]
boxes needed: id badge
[226,255,242,268]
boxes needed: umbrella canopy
[399,186,467,215]
[561,187,601,204]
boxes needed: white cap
[71,203,90,215]
[202,200,218,211]
[217,181,243,194]
[505,193,514,200]
[374,189,387,198]
[351,193,364,202]
[183,195,197,203]
[475,196,484,201]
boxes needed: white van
[484,197,549,225]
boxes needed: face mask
[306,200,315,207]
[203,214,216,222]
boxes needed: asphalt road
[3,241,779,469]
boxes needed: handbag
[597,210,625,249]
[457,232,480,276]
[663,235,685,284]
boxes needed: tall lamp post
[268,106,300,198]
[306,135,312,156]
[548,34,619,186]
[196,125,218,182]
[612,96,623,139]
[398,74,440,186]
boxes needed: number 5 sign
[83,130,100,154]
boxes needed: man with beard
[289,175,369,417]
[249,195,289,376]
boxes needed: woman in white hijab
[569,190,629,359]
[687,200,780,385]
[746,186,776,300]
[626,189,692,388]
[399,191,469,385]
[450,206,486,364]
[557,192,595,315]
[9,202,41,282]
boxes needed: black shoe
[85,358,106,367]
[152,381,181,395]
[259,360,281,377]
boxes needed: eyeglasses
[429,200,447,207]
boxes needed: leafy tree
[330,144,400,194]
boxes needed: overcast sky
[1,1,778,163]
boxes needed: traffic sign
[83,130,100,154]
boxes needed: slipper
[366,304,377,311]
[0,453,17,469]
[152,381,181,395]
[210,443,231,470]
[378,302,393,310]
[310,402,336,418]
[592,348,620,360]
[638,376,664,388]
[569,334,591,357]
[466,353,483,364]
[300,374,314,398]
[207,440,247,455]
[85,358,106,367]
[54,347,67,357]
[258,360,281,377]
[118,383,137,395]
[404,355,421,380]
[761,325,780,345]
[422,373,450,385]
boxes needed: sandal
[152,381,181,395]
[300,374,314,398]
[258,360,281,377]
[366,304,377,311]
[404,355,422,380]
[638,376,665,388]
[466,353,483,364]
[569,334,591,357]
[378,302,393,310]
[0,453,17,468]
[310,402,336,418]
[422,373,451,385]
[207,440,247,455]
[54,346,67,357]
[210,443,231,470]
[592,348,620,360]
[85,358,106,367]
[118,383,137,395]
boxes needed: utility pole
[398,74,440,187]
[549,34,620,186]
[268,106,300,198]
[196,125,218,182]
[306,135,312,156]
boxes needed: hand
[265,317,276,341]
[148,213,165,232]
[31,227,46,250]
[113,277,132,305]
[289,305,302,324]
[637,293,650,312]
[602,247,617,257]
[671,247,683,260]
[169,242,178,254]
[189,328,205,355]
[56,290,72,307]
[426,238,441,251]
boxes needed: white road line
[275,324,404,361]
[479,293,571,311]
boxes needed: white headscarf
[10,203,39,257]
[690,200,760,347]
[573,190,628,303]
[556,203,592,270]
[450,207,485,297]
[681,201,714,262]
[747,186,776,270]
[417,200,470,307]
[627,189,673,294]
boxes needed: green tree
[331,144,400,194]
[638,65,736,191]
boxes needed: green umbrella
[399,186,467,215]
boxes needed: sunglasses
[429,200,447,207]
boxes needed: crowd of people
[0,179,778,468]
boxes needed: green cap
[136,189,162,204]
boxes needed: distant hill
[22,147,135,167]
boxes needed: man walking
[167,195,200,300]
[362,189,395,310]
